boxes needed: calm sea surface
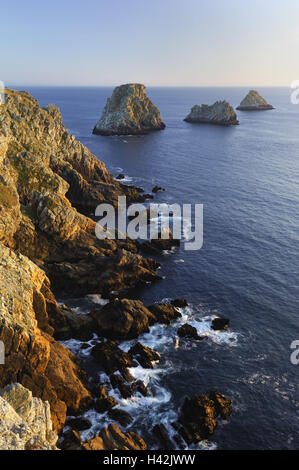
[16,86,299,449]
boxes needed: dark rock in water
[141,228,180,255]
[237,90,274,111]
[209,391,232,420]
[59,430,83,450]
[129,342,160,369]
[116,173,125,180]
[120,367,135,383]
[93,83,165,136]
[68,417,92,431]
[184,100,239,126]
[136,380,148,397]
[211,317,230,331]
[108,408,133,427]
[110,374,136,399]
[177,324,203,341]
[152,185,165,193]
[178,395,218,444]
[177,392,232,444]
[91,340,135,374]
[153,424,175,450]
[94,385,118,412]
[171,299,188,308]
[91,298,156,340]
[148,303,181,325]
[53,305,96,341]
[99,424,147,450]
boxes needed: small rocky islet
[93,83,166,136]
[0,88,233,450]
[237,90,274,111]
[184,100,239,126]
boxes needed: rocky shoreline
[0,88,232,450]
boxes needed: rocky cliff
[93,83,165,135]
[237,90,274,110]
[184,100,239,126]
[0,383,58,450]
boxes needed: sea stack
[184,100,239,126]
[93,83,165,136]
[237,90,274,110]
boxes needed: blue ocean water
[18,86,299,449]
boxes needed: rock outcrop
[237,90,274,110]
[93,83,165,136]
[184,100,239,126]
[0,383,58,450]
[0,243,92,433]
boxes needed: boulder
[177,324,203,341]
[68,417,92,431]
[184,100,239,126]
[209,391,232,420]
[153,424,175,450]
[94,385,118,413]
[93,83,165,136]
[91,340,135,374]
[148,303,181,324]
[129,342,160,369]
[91,299,156,340]
[152,185,165,193]
[108,408,133,427]
[116,173,125,180]
[110,374,136,399]
[211,317,230,331]
[237,90,274,110]
[171,299,188,308]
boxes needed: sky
[1,0,299,87]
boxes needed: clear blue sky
[2,0,299,86]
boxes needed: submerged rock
[93,83,165,136]
[237,90,274,110]
[0,383,58,450]
[184,100,239,126]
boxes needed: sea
[14,85,299,450]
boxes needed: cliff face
[0,383,58,450]
[93,83,165,135]
[0,88,161,439]
[237,90,274,110]
[184,100,239,126]
[0,89,159,295]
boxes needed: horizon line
[6,84,291,89]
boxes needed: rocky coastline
[0,88,232,450]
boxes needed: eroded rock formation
[184,100,239,126]
[93,83,165,135]
[237,90,274,110]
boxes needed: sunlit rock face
[237,90,274,110]
[93,83,165,135]
[184,100,239,126]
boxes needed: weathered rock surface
[0,383,58,450]
[0,243,92,433]
[91,340,136,374]
[177,392,232,444]
[141,228,180,255]
[148,302,181,324]
[177,324,203,341]
[83,424,147,450]
[129,342,160,369]
[184,100,239,126]
[93,83,165,136]
[237,90,274,110]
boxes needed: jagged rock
[153,424,175,450]
[177,324,203,341]
[209,391,232,420]
[59,429,84,450]
[184,100,239,126]
[171,299,188,308]
[91,340,136,374]
[93,84,165,136]
[1,88,160,297]
[83,424,147,450]
[128,342,160,369]
[108,408,133,427]
[237,90,274,110]
[177,392,232,444]
[52,305,96,341]
[152,185,165,193]
[91,299,156,340]
[0,243,92,433]
[148,303,181,325]
[141,228,180,255]
[136,380,148,397]
[116,173,125,180]
[211,317,230,331]
[68,417,92,431]
[0,383,58,450]
[110,374,136,399]
[94,385,118,412]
